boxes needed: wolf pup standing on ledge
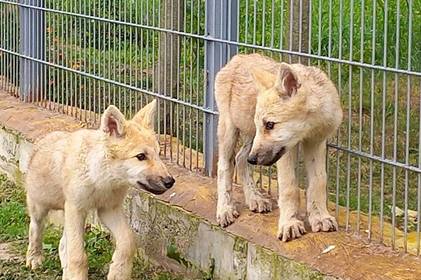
[25,100,175,280]
[215,54,343,241]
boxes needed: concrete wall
[2,92,420,280]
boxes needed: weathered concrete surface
[1,90,421,280]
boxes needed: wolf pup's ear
[132,99,157,130]
[251,68,277,93]
[100,105,126,137]
[275,63,300,97]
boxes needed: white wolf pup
[25,100,175,279]
[215,54,342,241]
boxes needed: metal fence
[1,0,420,256]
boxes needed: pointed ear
[251,68,277,93]
[275,63,301,97]
[100,105,126,137]
[132,99,157,129]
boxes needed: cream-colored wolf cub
[25,100,175,280]
[215,54,342,241]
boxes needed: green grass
[0,174,182,280]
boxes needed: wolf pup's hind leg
[26,201,48,269]
[216,116,240,227]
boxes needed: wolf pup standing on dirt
[25,100,175,280]
[215,54,342,241]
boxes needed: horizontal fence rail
[1,0,420,256]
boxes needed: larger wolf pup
[25,100,175,279]
[215,54,342,241]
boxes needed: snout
[162,176,175,189]
[248,146,286,166]
[247,154,258,165]
[137,175,175,195]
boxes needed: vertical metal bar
[403,0,413,253]
[317,0,322,67]
[261,0,266,47]
[335,0,343,223]
[128,0,133,118]
[357,0,365,235]
[195,0,201,171]
[182,0,188,168]
[369,0,376,241]
[134,0,138,114]
[327,0,332,76]
[101,0,106,116]
[63,0,67,114]
[175,0,181,166]
[417,79,421,256]
[9,0,16,95]
[346,0,354,231]
[19,0,45,102]
[93,0,97,119]
[59,0,63,108]
[5,0,9,91]
[204,0,238,177]
[298,0,303,63]
[307,0,312,66]
[169,0,175,162]
[380,0,388,242]
[189,0,195,167]
[85,0,89,121]
[71,0,76,116]
[47,0,52,109]
[252,0,256,52]
[391,0,401,249]
[245,0,249,44]
[288,0,293,63]
[270,0,275,51]
[279,0,284,62]
[117,0,122,113]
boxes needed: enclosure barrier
[0,0,420,256]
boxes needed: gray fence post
[204,0,238,177]
[20,0,45,102]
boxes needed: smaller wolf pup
[215,54,342,241]
[25,100,175,280]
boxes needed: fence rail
[1,0,420,256]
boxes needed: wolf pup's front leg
[235,138,272,213]
[276,147,306,242]
[98,207,136,280]
[63,203,88,280]
[303,140,338,232]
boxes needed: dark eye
[265,121,275,130]
[136,153,147,161]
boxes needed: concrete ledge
[1,91,420,280]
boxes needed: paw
[217,204,239,227]
[277,218,306,242]
[309,214,338,232]
[247,192,272,213]
[26,254,43,270]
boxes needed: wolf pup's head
[247,63,319,166]
[100,100,175,194]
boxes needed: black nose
[247,155,258,165]
[163,176,175,189]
